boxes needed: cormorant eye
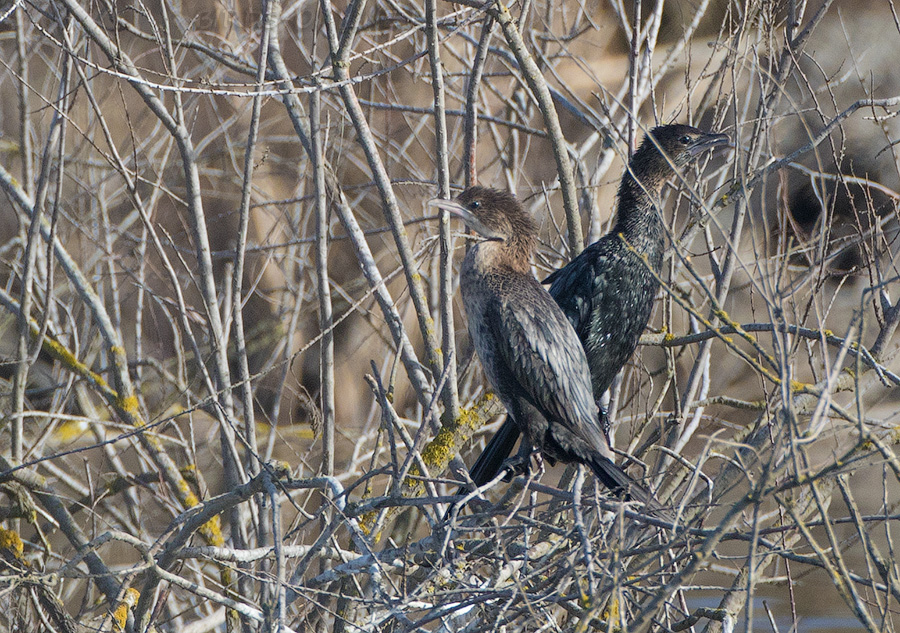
[470,200,481,210]
[679,135,693,144]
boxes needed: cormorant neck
[612,168,667,256]
[470,233,534,275]
[502,232,536,273]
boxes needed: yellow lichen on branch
[111,588,140,632]
[0,527,25,564]
[360,392,503,538]
[401,392,502,498]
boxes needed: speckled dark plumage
[432,186,663,511]
[462,125,728,500]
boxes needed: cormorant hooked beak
[688,132,731,156]
[429,197,504,241]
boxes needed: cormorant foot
[499,448,545,481]
[498,454,531,481]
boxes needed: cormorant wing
[486,283,607,450]
[544,244,600,339]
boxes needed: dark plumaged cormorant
[431,187,663,511]
[456,124,729,498]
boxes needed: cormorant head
[634,124,730,177]
[629,124,729,188]
[613,125,729,228]
[430,186,539,257]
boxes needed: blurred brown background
[1,0,900,630]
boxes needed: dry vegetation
[2,0,900,631]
